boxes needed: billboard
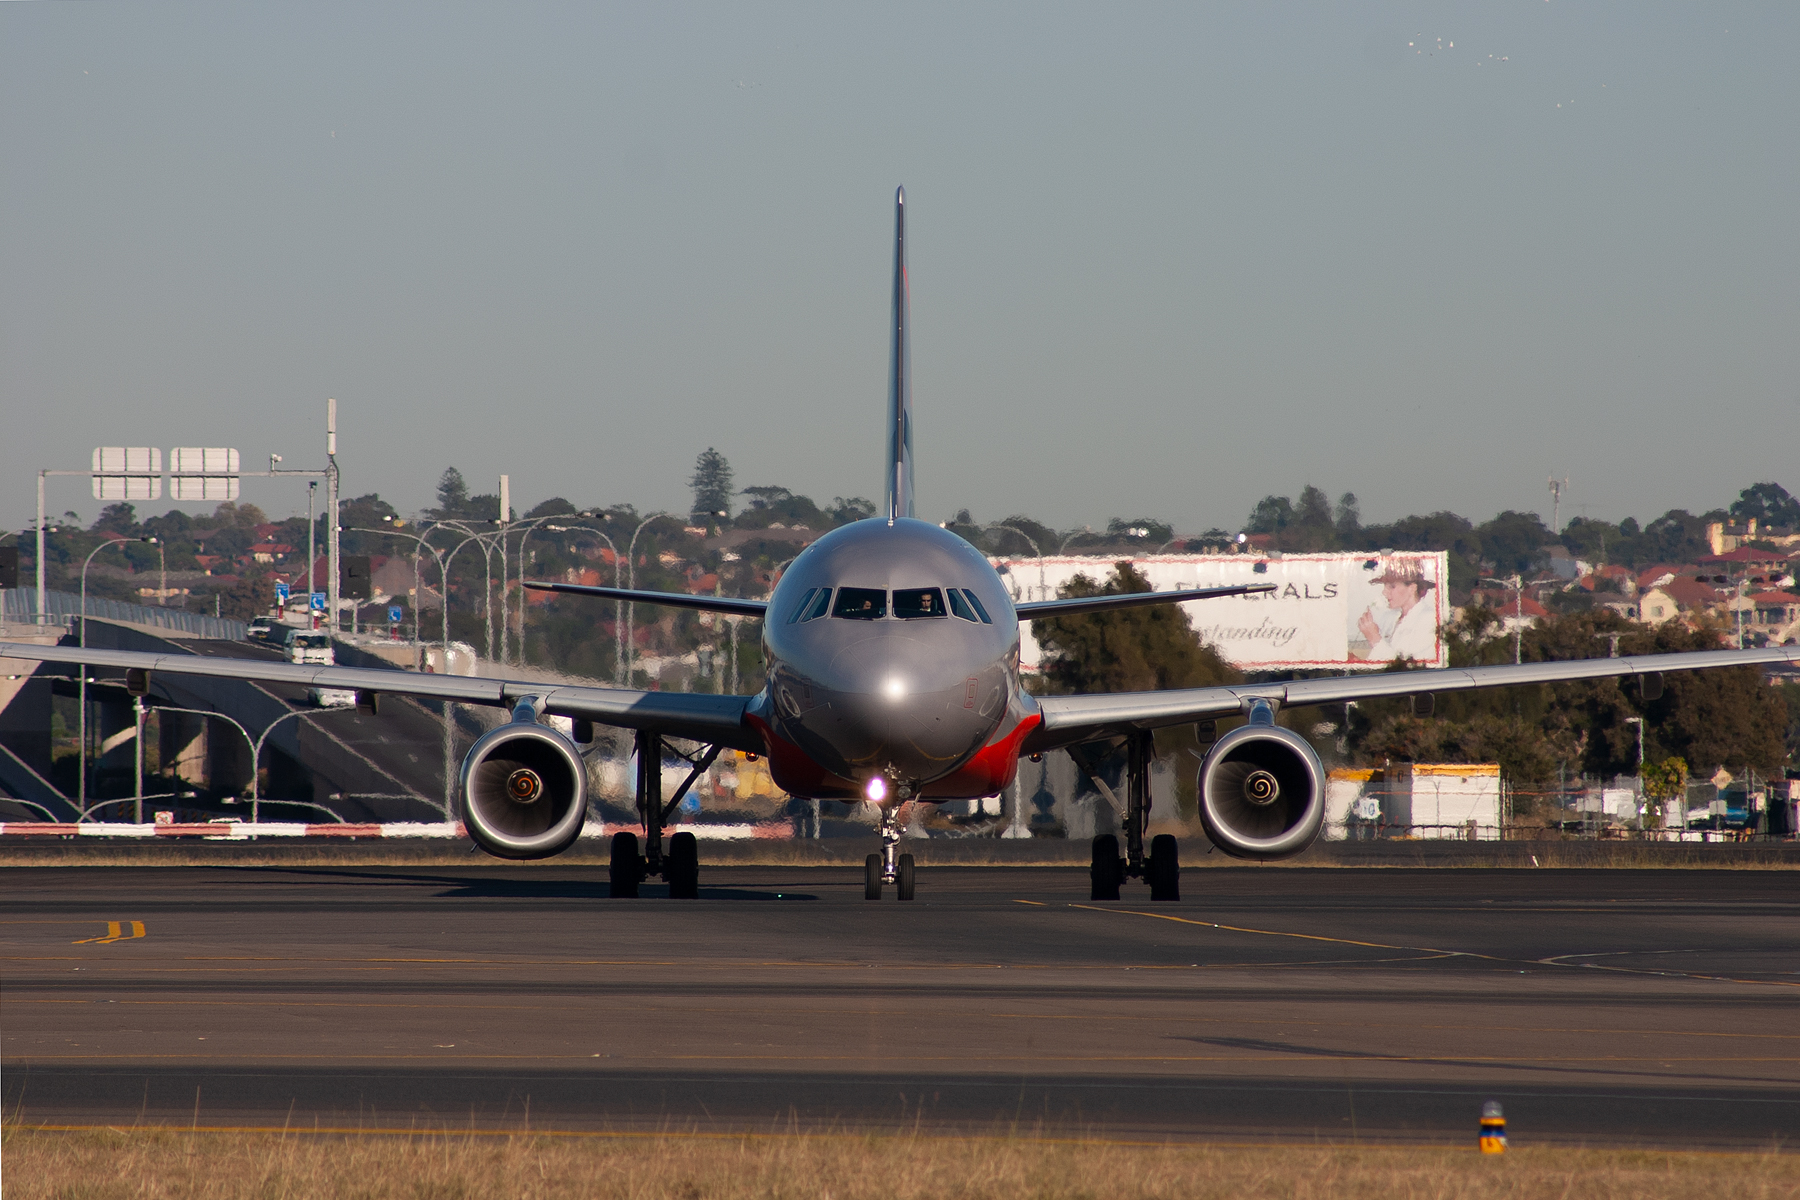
[997,551,1451,672]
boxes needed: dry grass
[6,1128,1800,1200]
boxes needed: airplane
[6,187,1798,903]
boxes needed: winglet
[885,186,913,524]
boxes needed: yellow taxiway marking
[1073,904,1800,990]
[71,921,145,945]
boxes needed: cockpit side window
[959,589,993,624]
[801,588,832,621]
[831,587,887,620]
[947,588,979,623]
[786,588,818,624]
[893,588,947,619]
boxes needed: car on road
[287,632,335,666]
[246,616,280,643]
[307,686,357,708]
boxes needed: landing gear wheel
[896,854,916,902]
[667,831,700,899]
[1090,834,1123,901]
[1147,834,1180,902]
[864,853,883,900]
[609,832,641,899]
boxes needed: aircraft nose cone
[778,635,999,783]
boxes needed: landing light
[865,777,888,803]
[883,677,906,699]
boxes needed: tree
[1277,485,1336,552]
[434,468,469,516]
[1475,510,1553,574]
[1334,492,1361,545]
[91,503,140,536]
[1246,495,1293,535]
[215,566,279,621]
[825,497,877,526]
[690,448,734,523]
[1730,482,1800,532]
[1345,609,1790,784]
[1032,563,1239,695]
[525,497,579,520]
[735,486,823,529]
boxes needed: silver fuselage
[750,518,1039,801]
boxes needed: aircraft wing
[0,642,759,750]
[1015,584,1275,620]
[1023,644,1800,752]
[521,580,768,617]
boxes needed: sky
[4,3,1795,535]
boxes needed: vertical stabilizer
[885,187,913,523]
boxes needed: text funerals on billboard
[999,552,1451,673]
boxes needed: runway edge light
[1480,1100,1506,1153]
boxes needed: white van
[287,632,335,666]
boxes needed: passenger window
[801,588,832,621]
[947,589,979,622]
[893,588,947,619]
[786,588,818,624]
[831,587,887,620]
[960,589,993,624]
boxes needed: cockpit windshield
[831,587,886,620]
[787,587,833,623]
[892,588,946,619]
[811,586,989,623]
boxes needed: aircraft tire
[1090,834,1122,901]
[667,831,700,899]
[896,854,916,902]
[609,832,641,899]
[864,853,882,900]
[1147,834,1180,902]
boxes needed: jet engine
[1196,722,1326,860]
[459,719,589,860]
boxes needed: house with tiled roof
[1749,591,1800,641]
[1638,578,1725,626]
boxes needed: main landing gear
[609,730,721,899]
[1074,732,1180,903]
[863,802,916,902]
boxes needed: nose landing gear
[864,803,916,901]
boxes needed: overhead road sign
[91,447,162,501]
[169,447,241,501]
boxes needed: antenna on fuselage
[884,186,913,525]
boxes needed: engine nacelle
[459,719,588,860]
[1197,723,1326,860]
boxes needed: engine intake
[460,720,588,859]
[1197,723,1325,860]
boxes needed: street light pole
[624,514,676,688]
[79,534,155,812]
[326,398,340,634]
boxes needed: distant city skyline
[5,4,1794,535]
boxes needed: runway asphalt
[6,862,1800,1147]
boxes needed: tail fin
[885,186,913,523]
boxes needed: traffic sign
[309,592,327,612]
[388,606,403,625]
[274,582,291,604]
